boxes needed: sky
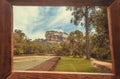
[13,6,85,40]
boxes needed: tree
[68,30,84,57]
[14,29,26,43]
[59,41,71,56]
[90,7,111,60]
[67,6,96,59]
[24,38,32,54]
[14,29,63,56]
[14,29,26,55]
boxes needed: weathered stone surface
[45,31,68,43]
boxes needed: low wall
[27,56,61,71]
[90,58,112,73]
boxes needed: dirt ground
[91,58,112,72]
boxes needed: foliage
[90,7,111,60]
[67,6,97,59]
[57,30,84,57]
[67,7,111,60]
[13,29,84,57]
[14,29,59,56]
[14,29,26,55]
[57,41,70,56]
[68,30,84,57]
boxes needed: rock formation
[45,31,68,43]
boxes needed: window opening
[13,6,112,73]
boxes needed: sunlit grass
[55,56,106,73]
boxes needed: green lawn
[55,56,105,73]
[14,56,54,71]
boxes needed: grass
[55,56,106,73]
[14,56,54,71]
[14,56,109,72]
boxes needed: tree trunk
[85,6,91,59]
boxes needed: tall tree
[67,6,96,59]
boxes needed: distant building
[45,31,68,43]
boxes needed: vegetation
[14,7,111,61]
[13,7,111,73]
[55,57,105,72]
[67,6,97,59]
[14,29,59,56]
[57,30,85,57]
[90,7,110,60]
[66,7,110,60]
